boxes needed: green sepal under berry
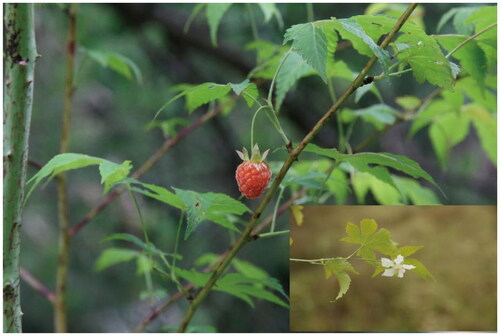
[236,144,270,163]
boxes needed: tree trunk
[3,3,37,333]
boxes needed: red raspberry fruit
[235,145,272,199]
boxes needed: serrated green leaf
[435,35,487,91]
[25,153,131,202]
[437,7,480,34]
[353,171,402,205]
[393,176,441,205]
[334,18,390,75]
[360,218,377,236]
[257,3,283,28]
[95,248,138,272]
[123,179,184,211]
[323,258,358,301]
[396,245,424,257]
[396,96,421,110]
[99,160,132,194]
[173,188,251,239]
[304,144,438,188]
[185,83,231,114]
[283,21,336,82]
[404,258,435,281]
[354,82,383,104]
[232,259,269,280]
[241,83,259,108]
[206,3,232,46]
[429,110,470,169]
[347,104,399,130]
[409,100,455,138]
[85,49,142,84]
[463,103,497,164]
[275,52,314,111]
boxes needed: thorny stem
[68,96,238,236]
[131,187,306,333]
[176,4,418,332]
[3,3,37,332]
[54,4,77,333]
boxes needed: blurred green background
[18,3,495,332]
[290,206,497,331]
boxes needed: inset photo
[290,206,496,332]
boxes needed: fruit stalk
[3,3,37,332]
[176,3,418,332]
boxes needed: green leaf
[345,104,399,130]
[94,248,138,272]
[206,3,232,46]
[352,171,402,205]
[304,144,439,188]
[333,18,390,75]
[437,7,480,35]
[174,267,211,287]
[395,22,454,89]
[283,21,337,82]
[429,110,470,168]
[396,245,424,258]
[217,274,289,308]
[136,254,155,275]
[173,188,251,239]
[155,82,232,118]
[99,160,132,194]
[323,258,358,301]
[25,153,132,202]
[463,103,497,164]
[275,52,314,111]
[229,79,259,107]
[257,3,283,28]
[145,118,189,138]
[101,233,181,259]
[232,259,269,280]
[124,179,185,211]
[84,49,142,84]
[396,95,421,110]
[393,176,441,205]
[404,258,435,281]
[435,35,487,91]
[340,219,394,256]
[409,100,455,138]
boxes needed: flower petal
[381,258,394,268]
[382,268,395,277]
[394,255,404,265]
[402,264,416,270]
[397,268,406,278]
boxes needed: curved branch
[176,4,418,332]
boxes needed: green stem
[3,3,37,332]
[246,4,259,41]
[54,4,77,333]
[267,49,291,109]
[176,4,418,332]
[128,187,149,244]
[259,230,289,239]
[250,106,267,148]
[445,22,497,59]
[306,3,314,22]
[270,187,285,233]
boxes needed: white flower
[381,255,416,278]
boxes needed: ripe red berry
[235,145,272,199]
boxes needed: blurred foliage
[290,206,496,331]
[19,2,495,332]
